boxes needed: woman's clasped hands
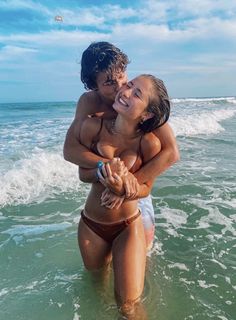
[97,158,140,209]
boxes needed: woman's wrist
[95,160,104,182]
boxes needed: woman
[78,74,170,316]
[63,42,179,250]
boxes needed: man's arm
[63,93,109,168]
[133,122,179,184]
[79,167,98,183]
[79,158,127,184]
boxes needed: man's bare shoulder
[75,91,101,119]
[80,117,102,145]
[79,91,100,105]
[153,122,173,138]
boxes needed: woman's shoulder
[140,132,161,162]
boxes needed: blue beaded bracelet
[96,160,104,169]
[96,161,104,181]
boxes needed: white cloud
[48,5,137,28]
[0,45,37,61]
[2,0,236,31]
[140,0,170,22]
[144,0,236,20]
[1,15,235,54]
[181,17,236,39]
[99,5,137,21]
[1,0,236,100]
[51,8,105,27]
[0,30,109,48]
[0,0,51,15]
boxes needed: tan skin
[78,76,161,317]
[63,71,179,184]
[63,71,179,247]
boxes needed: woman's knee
[83,261,102,271]
[83,256,111,271]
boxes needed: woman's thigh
[112,216,146,304]
[78,218,112,271]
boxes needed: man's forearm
[134,183,152,199]
[63,126,109,168]
[64,142,108,168]
[79,167,98,183]
[134,147,180,184]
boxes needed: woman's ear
[143,112,154,122]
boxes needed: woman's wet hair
[138,74,171,133]
[81,41,129,90]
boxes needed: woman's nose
[122,86,131,98]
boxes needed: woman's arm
[63,93,109,168]
[127,132,162,198]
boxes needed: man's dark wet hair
[138,74,171,133]
[81,41,129,90]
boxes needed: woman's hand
[97,158,128,195]
[97,158,140,198]
[106,158,128,177]
[101,188,125,209]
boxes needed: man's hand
[122,172,140,199]
[101,188,125,209]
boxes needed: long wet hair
[138,74,171,133]
[81,41,129,90]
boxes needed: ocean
[0,97,235,320]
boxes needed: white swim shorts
[138,194,155,230]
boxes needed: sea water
[0,98,235,320]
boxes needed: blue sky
[0,0,236,102]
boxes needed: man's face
[96,71,128,103]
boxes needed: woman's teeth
[119,97,128,107]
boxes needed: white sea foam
[170,109,236,136]
[0,288,8,297]
[2,221,72,237]
[168,263,189,271]
[156,208,188,237]
[172,97,236,104]
[0,150,83,207]
[198,280,218,289]
[190,201,236,236]
[217,316,229,320]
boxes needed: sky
[0,0,236,102]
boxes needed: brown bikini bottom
[81,210,141,244]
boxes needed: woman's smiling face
[113,76,153,121]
